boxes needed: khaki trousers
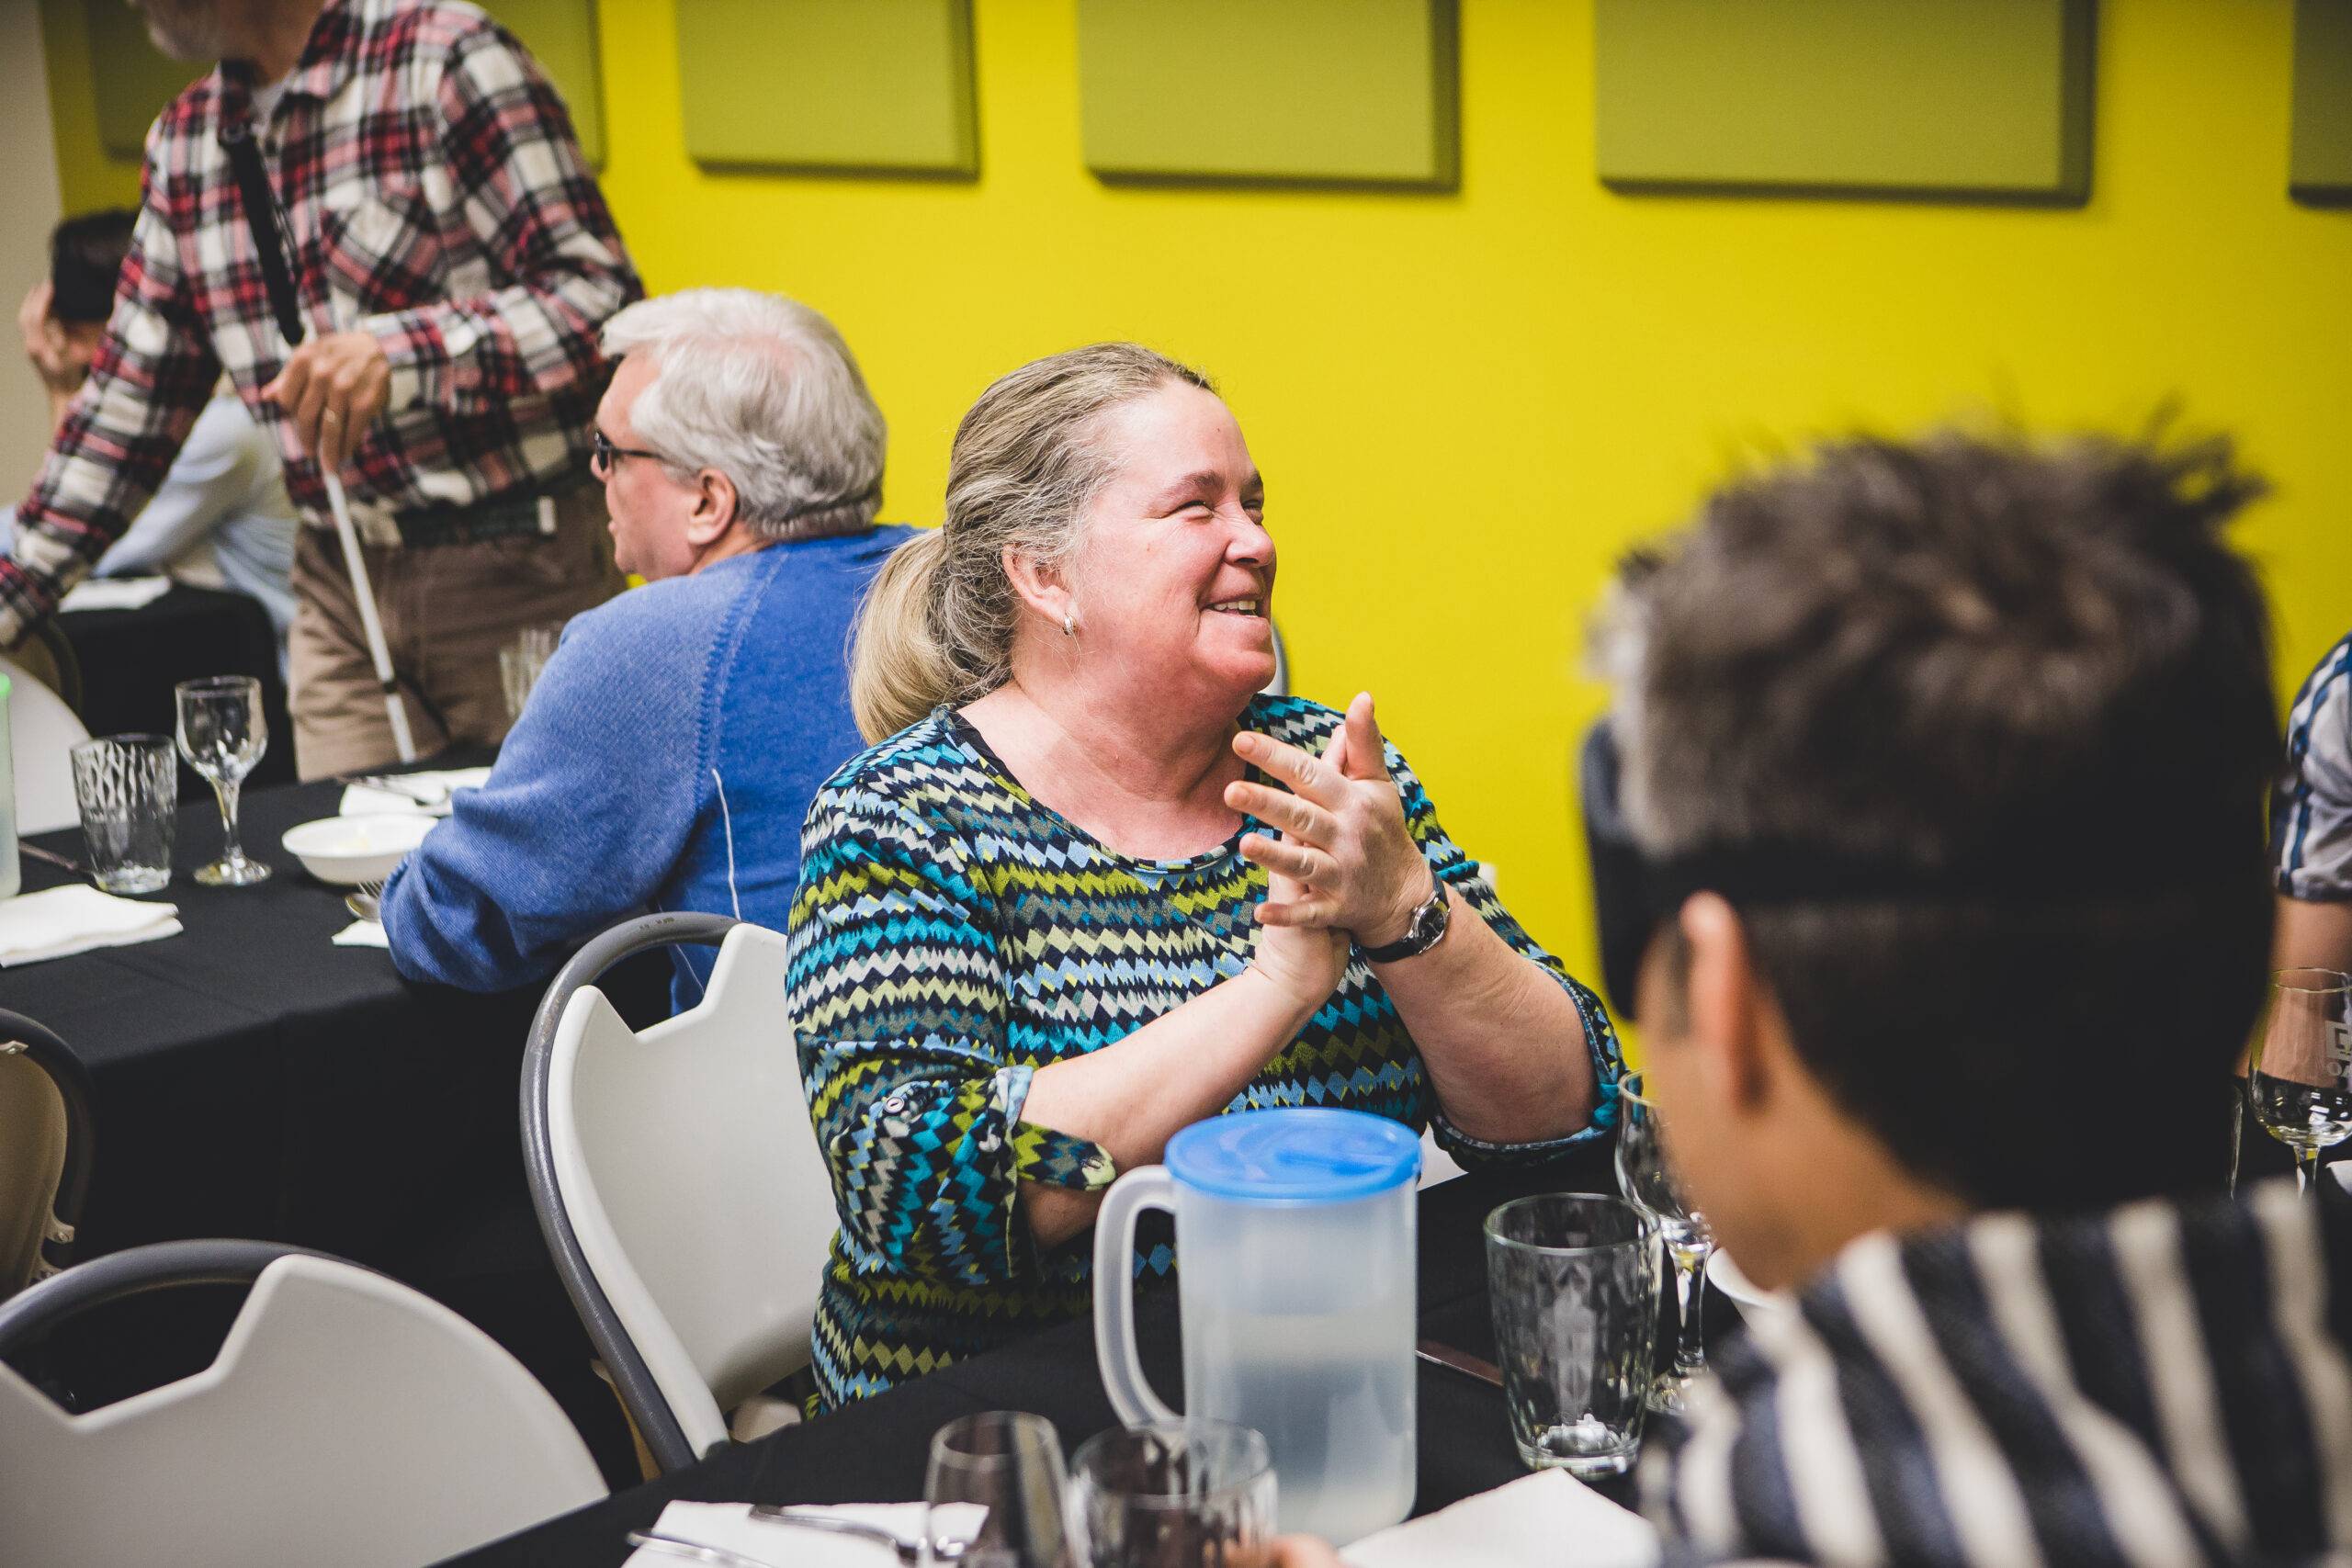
[287,488,623,780]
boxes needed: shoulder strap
[217,118,307,349]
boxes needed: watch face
[1417,892,1448,942]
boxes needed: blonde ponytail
[850,525,955,741]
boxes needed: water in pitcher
[1186,1282,1417,1544]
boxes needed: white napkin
[1344,1471,1658,1568]
[336,766,492,818]
[0,885,182,966]
[623,1500,985,1567]
[333,919,390,948]
[60,575,173,613]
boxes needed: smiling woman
[786,344,1625,1409]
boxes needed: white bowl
[281,813,434,886]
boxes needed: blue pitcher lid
[1165,1109,1421,1203]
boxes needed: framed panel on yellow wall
[486,0,606,167]
[1077,0,1459,189]
[82,0,204,161]
[674,0,978,176]
[1594,0,2094,204]
[2292,0,2352,204]
[79,0,605,167]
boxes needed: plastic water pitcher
[0,672,17,899]
[1092,1108,1420,1544]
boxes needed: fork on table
[345,878,386,923]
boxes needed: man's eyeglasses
[590,429,664,479]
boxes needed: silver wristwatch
[1361,870,1450,964]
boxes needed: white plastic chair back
[0,1252,604,1567]
[547,921,833,1461]
[0,1051,66,1293]
[2,653,89,836]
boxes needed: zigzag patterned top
[786,693,1623,1408]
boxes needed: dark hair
[50,209,138,325]
[1604,428,2278,1209]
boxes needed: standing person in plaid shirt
[2273,629,2352,976]
[1,0,642,777]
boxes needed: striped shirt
[785,694,1623,1408]
[1642,1177,2352,1567]
[0,0,639,640]
[2277,633,2352,904]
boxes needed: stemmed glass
[174,675,271,886]
[2247,967,2352,1193]
[1615,1071,1713,1413]
[927,1411,1071,1567]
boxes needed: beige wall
[1,0,64,471]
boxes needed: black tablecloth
[447,1152,1626,1568]
[6,774,666,1476]
[58,582,295,796]
[8,776,529,1254]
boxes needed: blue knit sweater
[381,525,913,1008]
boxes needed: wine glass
[1615,1071,1713,1413]
[175,675,271,887]
[926,1411,1071,1567]
[2247,967,2352,1193]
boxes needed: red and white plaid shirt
[1,0,640,640]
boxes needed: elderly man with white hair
[380,288,910,1009]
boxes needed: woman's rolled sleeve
[788,786,1114,1288]
[1387,742,1627,1163]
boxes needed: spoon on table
[345,878,385,923]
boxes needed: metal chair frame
[520,910,739,1472]
[0,1239,329,1357]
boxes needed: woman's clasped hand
[1229,691,1439,947]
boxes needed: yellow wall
[40,0,159,215]
[46,2,2352,979]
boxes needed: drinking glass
[1484,1193,1657,1478]
[69,734,177,894]
[499,622,563,720]
[927,1411,1072,1568]
[1067,1420,1274,1568]
[174,676,270,886]
[1615,1072,1713,1412]
[2247,967,2352,1193]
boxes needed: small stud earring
[1062,609,1076,637]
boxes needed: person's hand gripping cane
[264,332,391,471]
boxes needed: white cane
[317,440,415,763]
[222,113,414,763]
[295,285,413,764]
